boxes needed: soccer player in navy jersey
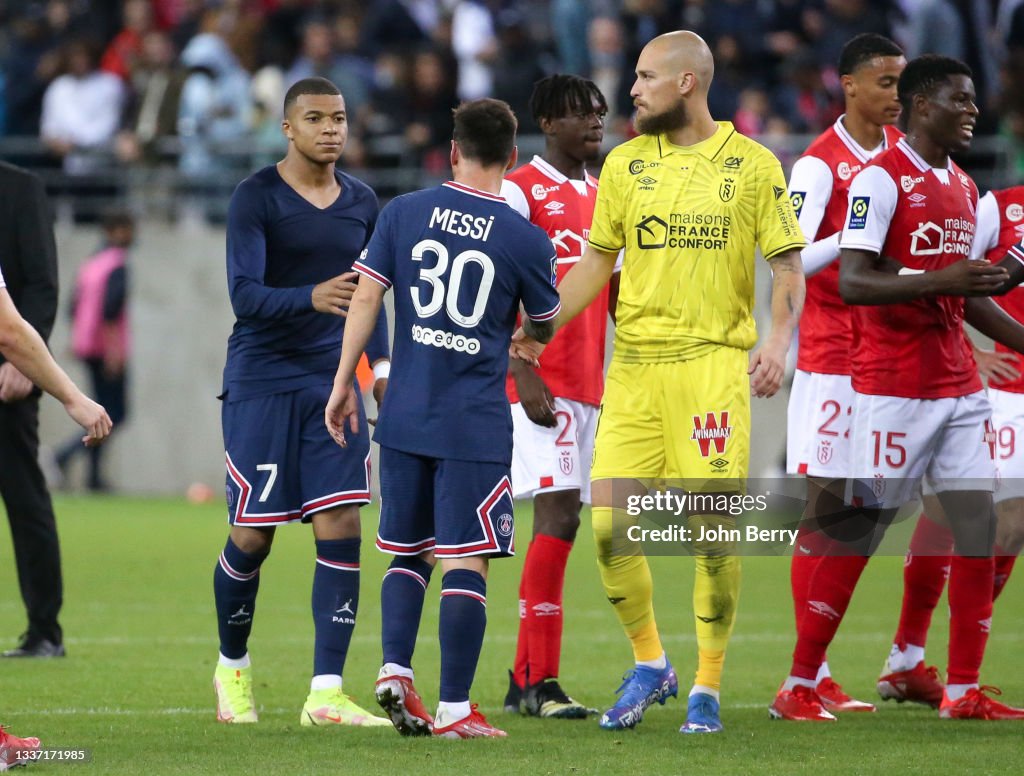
[211,77,391,727]
[325,98,561,738]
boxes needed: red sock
[993,545,1017,602]
[894,513,953,647]
[791,554,869,680]
[521,534,572,683]
[790,520,831,631]
[947,555,994,685]
[512,546,530,689]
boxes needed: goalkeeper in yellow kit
[512,30,805,734]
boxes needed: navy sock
[312,538,361,677]
[381,556,434,667]
[439,569,487,703]
[213,538,267,660]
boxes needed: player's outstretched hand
[64,393,112,447]
[748,338,787,398]
[325,382,360,447]
[510,360,556,428]
[974,347,1022,383]
[932,259,1009,296]
[510,327,545,368]
[312,271,359,316]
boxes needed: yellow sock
[593,505,663,662]
[692,553,741,691]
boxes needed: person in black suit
[0,160,66,658]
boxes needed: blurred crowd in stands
[2,0,1024,218]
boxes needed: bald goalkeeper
[512,31,806,734]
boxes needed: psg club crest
[559,450,574,475]
[496,513,514,537]
[817,439,832,466]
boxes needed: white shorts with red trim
[510,398,598,503]
[786,370,853,478]
[847,390,995,509]
[989,387,1024,503]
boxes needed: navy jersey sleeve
[353,199,397,289]
[226,180,315,319]
[519,229,561,322]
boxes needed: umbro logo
[607,597,625,605]
[808,600,840,620]
[696,615,723,623]
[544,201,565,214]
[979,617,992,634]
[532,602,561,616]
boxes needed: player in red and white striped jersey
[784,33,905,714]
[499,75,619,720]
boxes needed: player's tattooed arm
[750,249,805,398]
[523,316,556,344]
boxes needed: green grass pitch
[1,495,1022,775]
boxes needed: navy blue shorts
[222,384,370,526]
[376,446,515,559]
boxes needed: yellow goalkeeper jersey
[589,122,804,363]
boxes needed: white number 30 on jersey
[410,239,495,328]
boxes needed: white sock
[887,643,925,672]
[380,662,414,680]
[944,683,976,702]
[690,685,720,702]
[219,652,250,669]
[310,674,342,691]
[637,653,667,670]
[436,700,471,724]
[816,661,831,683]
[782,675,817,692]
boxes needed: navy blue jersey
[222,165,389,401]
[355,181,560,464]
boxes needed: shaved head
[643,31,715,94]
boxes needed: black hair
[898,54,973,114]
[529,74,608,124]
[837,33,904,76]
[283,77,341,116]
[452,98,517,167]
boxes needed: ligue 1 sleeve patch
[790,191,805,218]
[848,196,870,230]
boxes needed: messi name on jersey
[428,207,496,241]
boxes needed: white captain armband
[372,360,391,380]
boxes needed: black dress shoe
[1,635,66,658]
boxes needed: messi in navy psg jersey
[355,181,560,465]
[222,165,389,401]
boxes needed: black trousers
[0,396,62,644]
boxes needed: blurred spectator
[177,5,252,218]
[359,0,435,56]
[329,13,376,118]
[733,87,772,137]
[2,0,82,138]
[169,0,207,55]
[450,0,497,100]
[40,37,125,176]
[115,29,186,165]
[491,8,548,133]
[100,0,155,81]
[700,0,770,76]
[551,0,591,75]
[260,0,312,68]
[772,46,842,135]
[404,48,459,173]
[899,0,964,59]
[589,15,625,127]
[811,0,892,67]
[706,33,755,126]
[56,208,132,492]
